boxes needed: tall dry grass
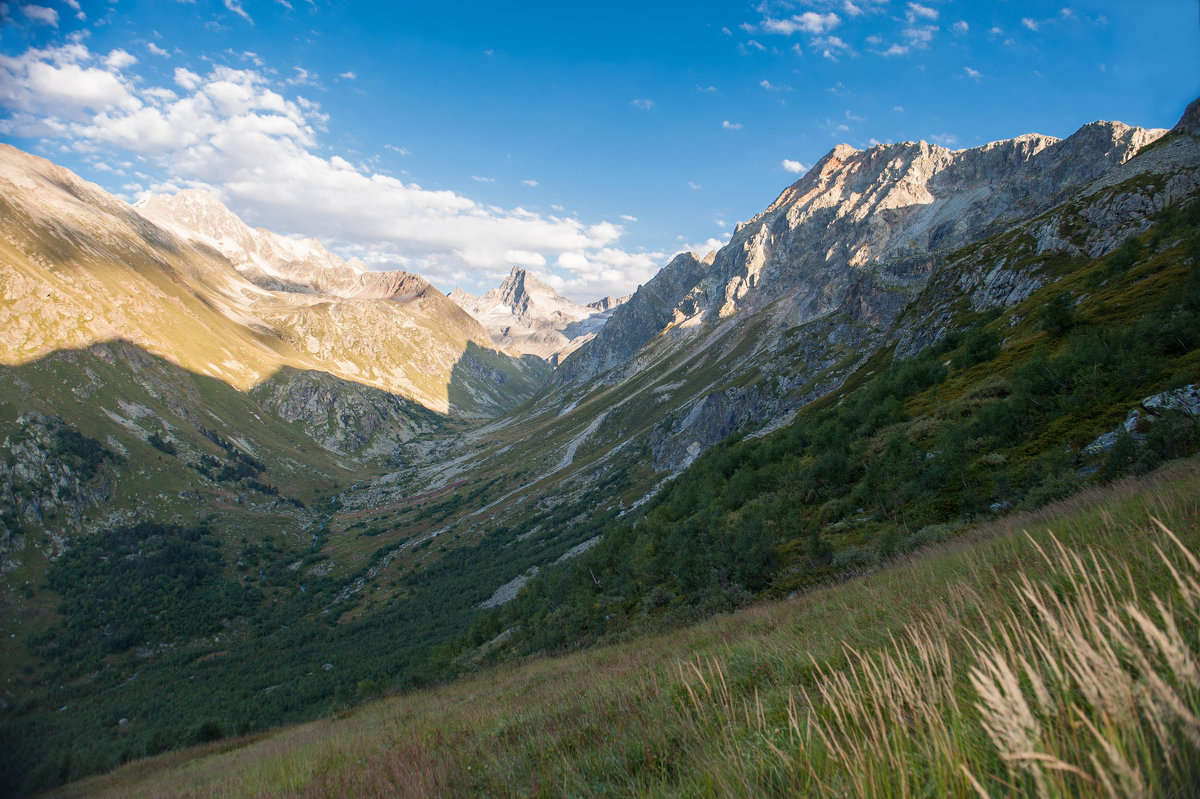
[679,519,1200,797]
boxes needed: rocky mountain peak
[448,267,628,361]
[135,188,378,296]
[561,113,1174,385]
[1174,97,1200,137]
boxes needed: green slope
[41,459,1200,798]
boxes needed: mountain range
[2,97,1199,795]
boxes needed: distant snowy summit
[449,266,629,362]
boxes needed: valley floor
[46,458,1200,798]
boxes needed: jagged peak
[1173,96,1200,137]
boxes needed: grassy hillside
[45,459,1200,797]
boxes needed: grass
[47,457,1200,798]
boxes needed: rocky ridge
[449,266,628,362]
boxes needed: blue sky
[1,0,1197,302]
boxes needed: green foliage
[147,432,177,456]
[1038,291,1077,336]
[1106,234,1143,275]
[53,426,115,479]
[35,522,260,667]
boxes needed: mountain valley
[2,98,1200,796]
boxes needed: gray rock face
[0,414,114,565]
[549,104,1195,473]
[556,251,714,383]
[560,119,1167,393]
[251,370,439,459]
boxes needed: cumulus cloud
[21,4,57,25]
[147,42,170,57]
[952,20,968,33]
[964,66,981,79]
[781,159,806,174]
[521,179,538,187]
[1021,17,1039,31]
[630,98,654,110]
[722,120,742,130]
[105,49,138,70]
[0,42,660,300]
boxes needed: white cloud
[1021,17,1039,31]
[471,175,494,183]
[630,98,654,110]
[619,214,637,222]
[902,25,936,47]
[722,120,742,130]
[696,84,718,92]
[147,42,170,57]
[781,159,806,174]
[687,181,702,190]
[964,66,981,79]
[384,143,410,156]
[224,0,253,24]
[339,70,356,80]
[930,133,958,147]
[521,179,538,187]
[21,4,57,25]
[741,40,767,53]
[952,20,968,33]
[682,236,728,256]
[843,1,863,16]
[907,3,938,21]
[174,67,202,90]
[105,49,138,71]
[287,67,320,87]
[0,42,661,301]
[894,105,905,112]
[761,11,840,35]
[816,35,853,60]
